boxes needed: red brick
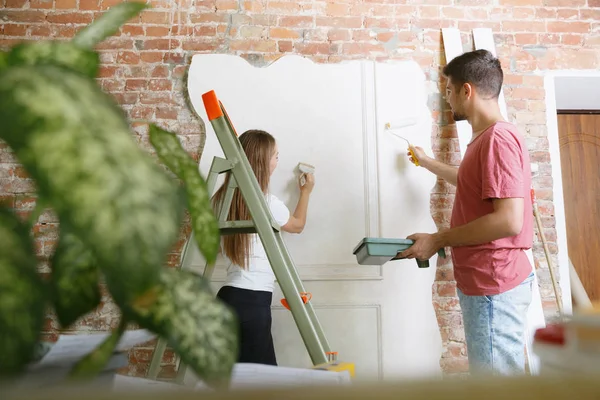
[156,107,178,120]
[181,40,222,51]
[190,13,228,24]
[140,52,164,63]
[502,21,545,32]
[327,29,351,41]
[561,34,583,46]
[47,12,94,24]
[5,0,28,7]
[364,17,395,29]
[316,16,362,29]
[326,2,350,16]
[342,42,385,55]
[151,65,169,77]
[535,7,556,19]
[216,0,238,10]
[240,26,268,39]
[79,0,101,10]
[514,33,537,45]
[29,25,52,36]
[142,39,180,50]
[556,8,579,19]
[294,42,332,55]
[278,40,293,52]
[547,21,590,34]
[30,0,53,9]
[500,0,542,4]
[194,25,217,37]
[125,79,147,91]
[117,51,140,64]
[270,27,300,39]
[436,282,457,297]
[148,79,172,91]
[146,26,170,37]
[512,7,534,19]
[441,7,465,18]
[279,16,314,28]
[544,0,585,5]
[2,10,47,22]
[140,11,170,24]
[3,24,28,36]
[121,25,144,36]
[230,39,277,52]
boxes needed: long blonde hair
[211,129,276,269]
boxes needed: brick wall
[2,0,597,378]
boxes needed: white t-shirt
[222,193,291,293]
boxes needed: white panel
[271,304,382,381]
[187,54,378,280]
[441,28,472,158]
[472,28,508,121]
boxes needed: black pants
[216,285,277,366]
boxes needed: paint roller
[298,162,315,186]
[384,118,419,166]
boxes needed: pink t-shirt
[450,121,533,296]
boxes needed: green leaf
[0,65,184,307]
[149,124,220,264]
[51,228,102,329]
[7,42,99,78]
[0,207,46,376]
[68,319,126,380]
[129,269,238,387]
[73,2,149,49]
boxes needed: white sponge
[298,162,315,186]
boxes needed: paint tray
[352,237,446,268]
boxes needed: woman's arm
[281,173,314,234]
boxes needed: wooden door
[557,114,600,301]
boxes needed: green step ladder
[146,90,332,384]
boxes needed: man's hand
[397,233,441,260]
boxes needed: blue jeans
[457,272,534,376]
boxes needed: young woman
[211,129,315,365]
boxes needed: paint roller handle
[408,147,420,167]
[407,144,428,167]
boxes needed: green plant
[0,2,236,387]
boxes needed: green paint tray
[352,237,446,268]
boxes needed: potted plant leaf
[0,1,236,389]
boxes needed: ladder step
[219,220,281,235]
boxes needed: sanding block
[298,162,315,186]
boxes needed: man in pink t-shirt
[399,49,534,375]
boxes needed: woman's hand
[300,173,315,194]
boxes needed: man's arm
[435,197,524,247]
[410,146,458,186]
[400,197,524,260]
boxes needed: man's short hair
[442,49,503,99]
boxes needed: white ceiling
[555,76,600,110]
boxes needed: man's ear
[463,82,474,99]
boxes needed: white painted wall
[186,54,442,381]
